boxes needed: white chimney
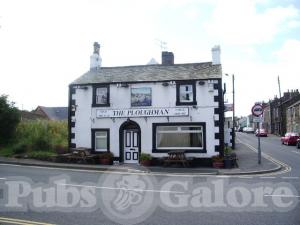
[90,42,102,70]
[211,45,221,65]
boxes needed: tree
[0,95,20,144]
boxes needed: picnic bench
[56,148,98,164]
[163,150,190,167]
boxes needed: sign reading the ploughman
[96,107,189,118]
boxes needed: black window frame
[152,122,206,153]
[176,81,197,106]
[91,128,110,153]
[92,84,110,107]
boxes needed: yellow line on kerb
[0,217,55,225]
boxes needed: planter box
[212,161,224,168]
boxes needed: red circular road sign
[252,104,263,117]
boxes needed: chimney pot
[212,45,221,65]
[90,42,102,70]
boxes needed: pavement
[0,138,283,176]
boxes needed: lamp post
[225,74,235,149]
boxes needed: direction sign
[251,104,263,117]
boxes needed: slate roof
[71,62,222,85]
[36,106,68,120]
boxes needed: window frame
[92,84,110,107]
[91,128,110,152]
[152,122,206,153]
[176,81,197,106]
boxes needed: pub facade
[68,43,224,164]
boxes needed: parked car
[255,129,268,137]
[297,138,300,149]
[281,133,300,145]
[243,127,254,133]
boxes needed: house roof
[36,106,68,120]
[71,62,222,85]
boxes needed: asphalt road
[0,132,299,225]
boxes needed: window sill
[176,101,197,106]
[92,103,110,107]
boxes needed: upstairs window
[92,85,110,107]
[176,82,197,105]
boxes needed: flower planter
[224,158,233,169]
[99,158,113,165]
[212,161,224,168]
[140,160,151,167]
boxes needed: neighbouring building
[34,106,68,121]
[68,42,224,164]
[20,110,48,121]
[262,103,271,132]
[286,99,300,133]
[270,90,299,136]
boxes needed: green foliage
[0,95,20,144]
[0,120,68,158]
[140,153,152,161]
[27,151,56,161]
[224,146,233,156]
[15,120,68,152]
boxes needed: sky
[0,0,299,117]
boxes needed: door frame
[119,119,141,163]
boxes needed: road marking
[260,177,276,179]
[264,194,300,198]
[292,150,300,154]
[237,138,291,176]
[281,177,299,179]
[0,216,55,225]
[0,177,6,180]
[237,176,253,179]
[57,183,185,194]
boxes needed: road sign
[253,117,263,123]
[251,104,263,117]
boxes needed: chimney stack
[211,45,221,65]
[90,42,102,71]
[161,51,174,65]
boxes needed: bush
[27,151,56,161]
[11,142,29,155]
[140,153,152,161]
[0,95,20,144]
[15,120,67,152]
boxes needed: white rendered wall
[72,80,221,158]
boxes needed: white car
[243,127,255,133]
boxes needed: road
[0,132,299,225]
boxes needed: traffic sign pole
[251,104,263,165]
[258,122,261,164]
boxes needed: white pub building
[68,43,224,165]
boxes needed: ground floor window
[92,129,110,152]
[152,122,206,153]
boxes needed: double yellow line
[0,216,55,225]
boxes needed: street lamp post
[225,74,235,149]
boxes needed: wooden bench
[163,150,190,167]
[56,148,98,164]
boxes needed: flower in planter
[139,153,152,166]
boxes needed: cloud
[204,0,300,45]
